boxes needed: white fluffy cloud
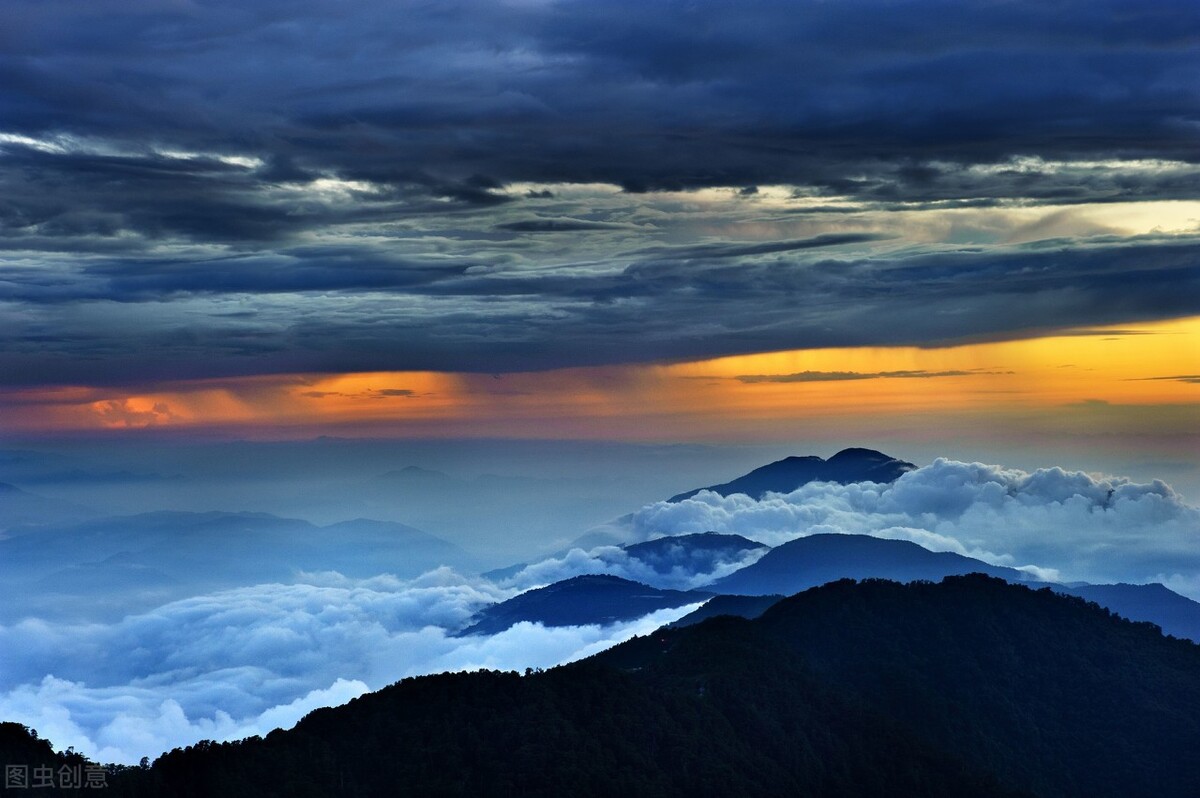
[0,567,700,764]
[626,458,1200,593]
[0,675,370,767]
[501,543,767,591]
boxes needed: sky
[1,0,1200,766]
[0,0,1196,467]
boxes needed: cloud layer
[499,541,768,592]
[626,459,1200,591]
[1,0,1198,388]
[0,567,699,764]
[4,0,1198,196]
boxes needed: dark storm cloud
[1,0,1197,200]
[0,251,472,303]
[787,160,1200,209]
[84,253,473,298]
[629,233,891,261]
[0,0,1198,387]
[496,219,635,233]
[2,237,1197,387]
[0,143,514,253]
[291,239,1200,370]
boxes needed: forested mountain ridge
[8,574,1198,797]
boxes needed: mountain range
[6,446,1200,789]
[0,481,93,531]
[471,531,1200,644]
[470,451,1200,643]
[0,511,474,622]
[29,575,1200,797]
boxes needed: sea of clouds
[2,457,1198,764]
[0,568,700,763]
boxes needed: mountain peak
[551,573,634,587]
[827,447,900,463]
[377,465,455,482]
[669,448,915,502]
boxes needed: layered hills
[40,575,1200,798]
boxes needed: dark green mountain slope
[747,576,1200,798]
[99,620,1020,798]
[12,575,1200,797]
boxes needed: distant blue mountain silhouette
[683,532,1200,644]
[482,531,764,583]
[0,511,473,622]
[479,447,1200,646]
[711,533,1022,595]
[1057,582,1200,643]
[668,447,915,501]
[668,593,784,628]
[618,532,766,573]
[459,574,709,636]
[0,481,92,530]
[474,530,1200,644]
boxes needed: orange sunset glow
[5,316,1196,439]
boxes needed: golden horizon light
[2,316,1196,442]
